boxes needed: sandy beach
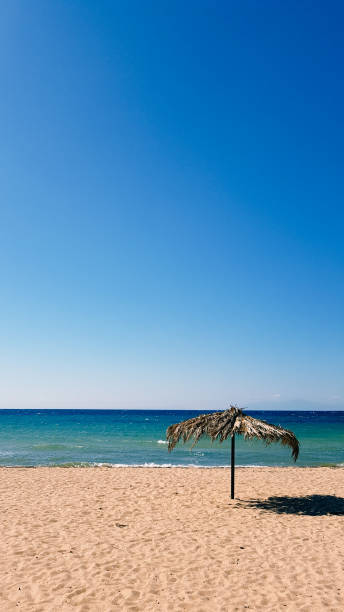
[0,467,343,611]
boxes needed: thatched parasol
[166,406,299,499]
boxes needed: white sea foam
[157,440,168,444]
[96,463,273,469]
[94,462,227,468]
[0,462,277,469]
[70,462,270,469]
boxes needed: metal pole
[231,434,235,499]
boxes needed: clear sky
[1,1,343,409]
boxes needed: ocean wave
[32,444,85,450]
[32,444,69,450]
[0,462,272,469]
[157,440,168,444]
[47,462,232,468]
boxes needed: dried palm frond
[166,406,299,460]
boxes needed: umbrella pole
[231,434,235,499]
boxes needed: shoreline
[1,463,343,469]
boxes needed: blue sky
[0,1,343,409]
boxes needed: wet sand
[0,467,343,611]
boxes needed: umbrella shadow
[240,495,344,516]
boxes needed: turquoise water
[0,410,343,467]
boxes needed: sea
[0,409,343,468]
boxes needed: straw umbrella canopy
[166,406,299,498]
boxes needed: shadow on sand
[240,495,344,516]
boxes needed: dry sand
[0,467,343,611]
